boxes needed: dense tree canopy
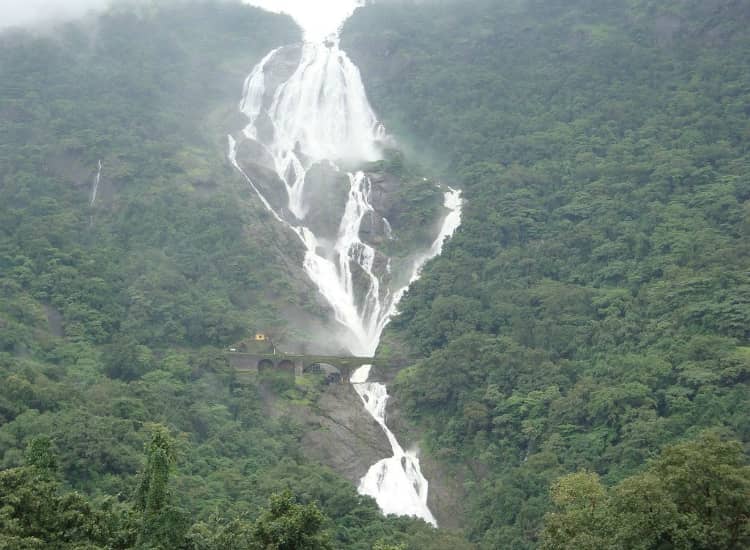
[2,0,749,548]
[541,433,750,549]
[344,0,750,547]
[0,2,468,549]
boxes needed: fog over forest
[0,0,114,29]
[0,0,363,33]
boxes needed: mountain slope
[344,0,750,547]
[0,3,473,548]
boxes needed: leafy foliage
[0,1,301,353]
[4,0,748,547]
[0,440,134,549]
[541,433,750,549]
[344,0,750,547]
[250,490,333,550]
[0,2,468,549]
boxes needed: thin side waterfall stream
[233,1,462,526]
[90,160,102,207]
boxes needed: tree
[250,490,333,550]
[24,436,57,473]
[0,441,119,549]
[135,425,190,549]
[540,433,750,549]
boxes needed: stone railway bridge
[226,352,387,383]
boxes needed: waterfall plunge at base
[230,7,462,526]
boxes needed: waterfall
[351,365,436,525]
[233,0,463,526]
[90,160,102,206]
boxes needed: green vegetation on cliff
[344,0,750,547]
[0,2,468,548]
[540,433,749,549]
[0,2,306,351]
[3,0,749,547]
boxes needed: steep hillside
[3,0,748,547]
[344,0,750,547]
[0,2,472,548]
[0,2,303,352]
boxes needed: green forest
[1,0,749,548]
[344,0,750,547]
[0,2,469,549]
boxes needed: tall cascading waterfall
[231,1,462,526]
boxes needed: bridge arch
[305,362,342,384]
[277,359,296,374]
[257,359,274,372]
[227,351,384,383]
[304,363,322,374]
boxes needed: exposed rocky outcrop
[258,380,392,483]
[234,138,290,212]
[301,384,392,483]
[366,171,402,223]
[299,162,350,241]
[262,44,302,103]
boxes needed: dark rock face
[252,112,277,145]
[237,137,276,171]
[300,384,392,483]
[300,162,350,241]
[262,44,301,104]
[235,139,290,212]
[257,377,390,485]
[367,170,402,222]
[359,171,401,249]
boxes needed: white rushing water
[90,160,102,206]
[233,0,463,526]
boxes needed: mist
[0,1,371,35]
[241,1,365,41]
[0,0,118,30]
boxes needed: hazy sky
[0,0,367,38]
